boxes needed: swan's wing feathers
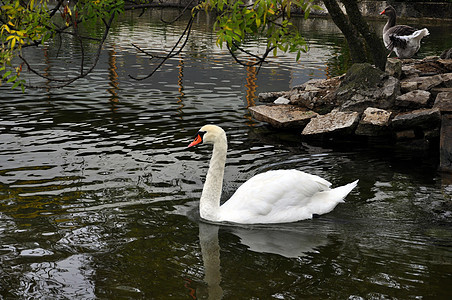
[387,25,416,50]
[389,34,408,49]
[220,170,333,222]
[232,169,331,202]
[388,26,429,52]
[389,25,417,37]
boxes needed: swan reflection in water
[197,220,330,298]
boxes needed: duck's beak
[188,134,203,148]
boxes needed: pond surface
[1,9,451,299]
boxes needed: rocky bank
[249,56,452,172]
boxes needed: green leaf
[12,79,20,89]
[2,70,12,79]
[256,18,261,27]
[7,75,17,83]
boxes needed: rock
[289,90,337,114]
[293,78,324,91]
[274,97,290,104]
[440,73,452,87]
[395,129,416,140]
[386,58,402,79]
[391,108,441,130]
[401,81,418,93]
[289,77,341,113]
[413,59,451,75]
[258,91,288,103]
[337,63,384,91]
[440,114,452,172]
[302,110,360,136]
[433,91,452,113]
[409,75,444,90]
[335,63,400,113]
[438,59,452,72]
[424,128,440,139]
[251,58,449,152]
[249,105,318,129]
[402,64,421,78]
[290,91,318,107]
[355,107,392,136]
[430,87,452,98]
[440,48,452,59]
[395,90,431,109]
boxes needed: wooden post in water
[440,114,452,173]
[436,92,452,172]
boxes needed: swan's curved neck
[200,135,227,222]
[384,13,396,32]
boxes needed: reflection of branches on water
[128,0,275,81]
[17,0,201,89]
[128,0,199,81]
[19,11,117,89]
[15,0,276,87]
[128,15,195,81]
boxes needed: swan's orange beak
[380,9,386,15]
[188,134,203,148]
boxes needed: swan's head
[380,5,395,16]
[188,125,226,147]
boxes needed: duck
[380,5,429,59]
[188,125,358,224]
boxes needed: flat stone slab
[249,105,318,129]
[401,81,419,93]
[395,90,431,109]
[430,87,452,97]
[403,75,444,90]
[433,91,452,112]
[356,107,392,136]
[391,108,441,130]
[440,73,452,87]
[302,110,360,136]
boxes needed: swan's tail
[331,179,359,201]
[309,180,358,216]
[413,28,429,40]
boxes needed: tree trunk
[322,0,368,64]
[322,0,387,71]
[341,0,387,70]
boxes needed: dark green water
[0,9,451,299]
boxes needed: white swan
[188,125,358,224]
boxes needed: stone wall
[306,1,452,20]
[143,0,196,8]
[141,1,452,19]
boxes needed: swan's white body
[189,125,358,224]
